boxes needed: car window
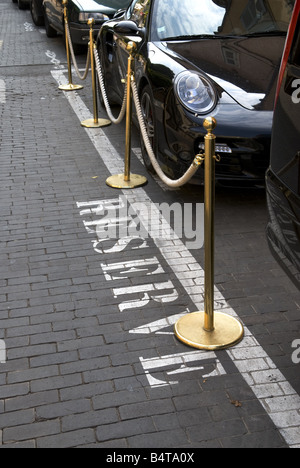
[150,0,295,41]
[128,0,151,28]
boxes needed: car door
[113,0,151,85]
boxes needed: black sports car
[97,0,295,185]
[42,0,131,52]
[266,0,300,289]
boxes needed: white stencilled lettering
[140,351,226,388]
[91,236,149,254]
[113,281,179,312]
[77,198,181,314]
[101,257,164,281]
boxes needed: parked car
[12,0,30,11]
[42,0,132,53]
[97,0,295,186]
[266,0,300,289]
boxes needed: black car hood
[162,36,286,111]
[73,0,117,15]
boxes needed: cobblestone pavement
[0,0,299,449]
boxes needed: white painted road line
[0,78,6,104]
[51,68,300,448]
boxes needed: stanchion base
[81,118,111,128]
[106,173,148,189]
[59,83,83,91]
[175,312,244,351]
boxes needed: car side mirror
[114,21,145,38]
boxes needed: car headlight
[175,71,217,115]
[78,12,109,24]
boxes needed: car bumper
[69,22,103,45]
[163,98,274,186]
[167,127,272,187]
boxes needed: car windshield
[94,0,130,9]
[151,0,295,41]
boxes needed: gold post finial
[126,41,137,54]
[203,117,217,133]
[87,18,95,27]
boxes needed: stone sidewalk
[0,0,299,448]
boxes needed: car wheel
[140,85,156,174]
[44,12,57,38]
[30,0,44,26]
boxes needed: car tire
[140,85,157,174]
[30,0,44,26]
[44,12,57,38]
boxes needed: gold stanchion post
[106,41,147,189]
[59,0,83,92]
[81,19,111,128]
[175,117,244,350]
